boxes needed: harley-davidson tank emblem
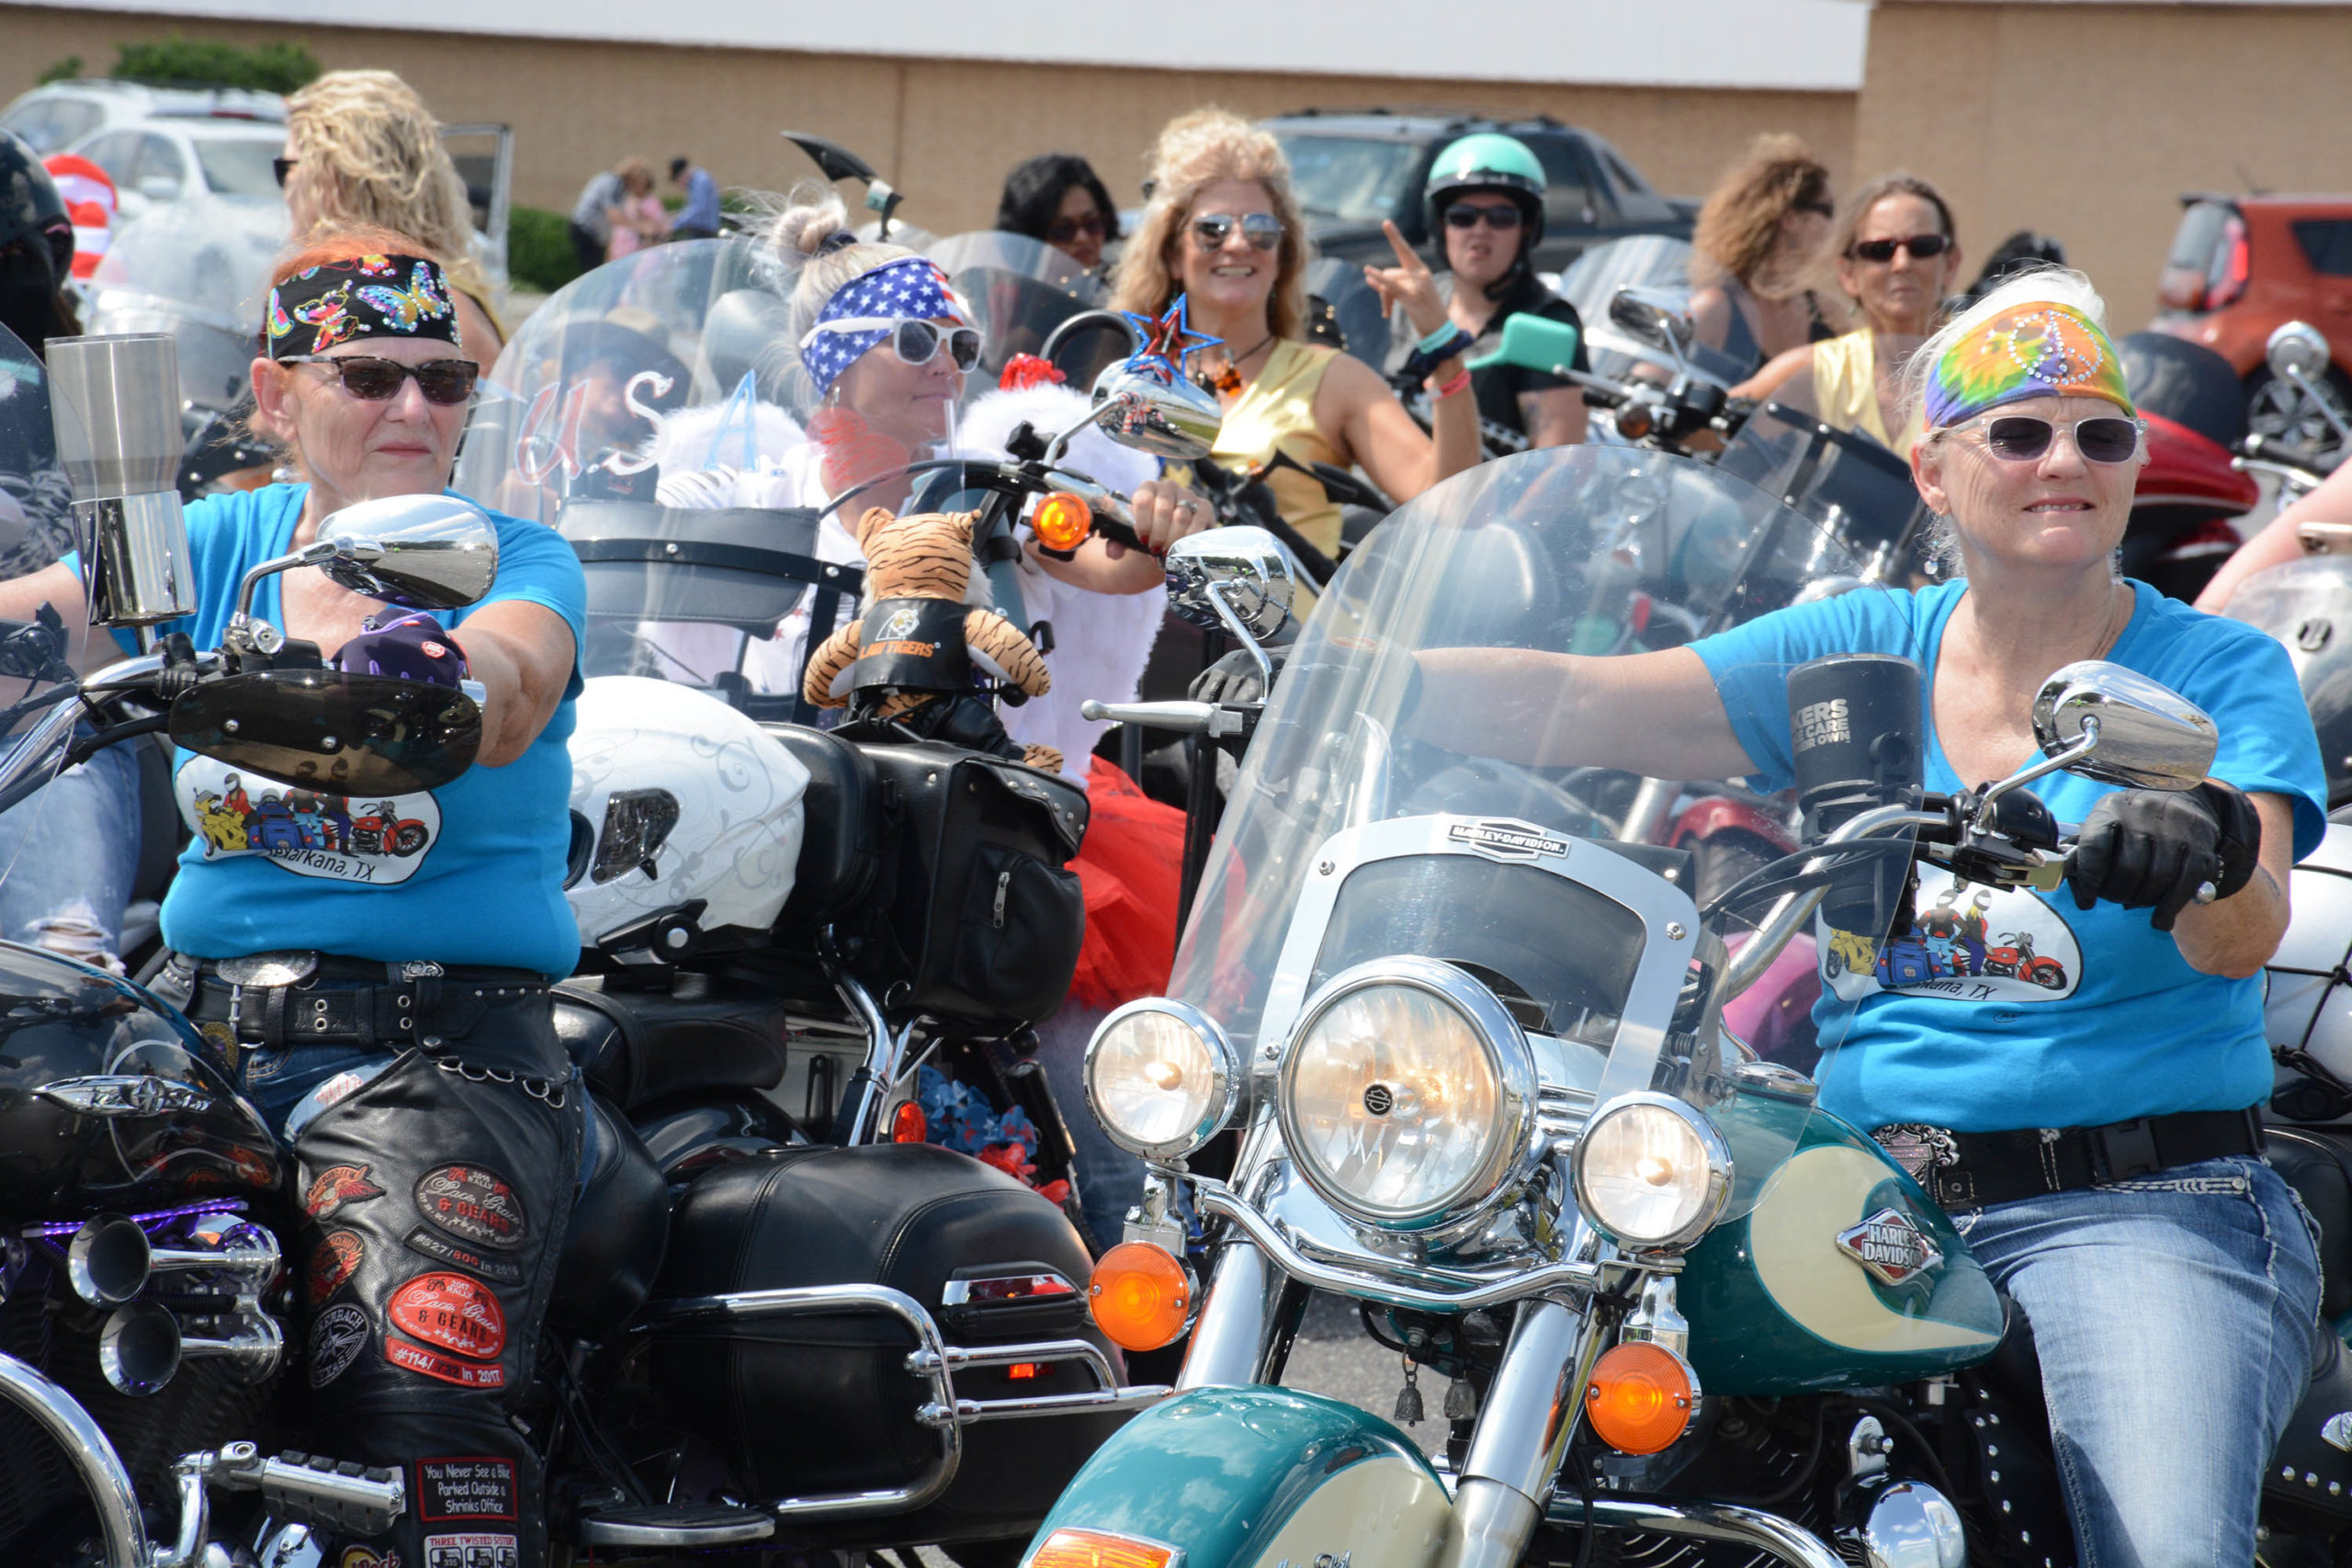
[1834,1206,1943,1287]
[1447,818,1568,863]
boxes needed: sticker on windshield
[175,756,440,886]
[1820,867,2081,1003]
[1446,818,1570,863]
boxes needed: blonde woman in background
[1112,107,1478,559]
[1686,134,1838,374]
[278,69,504,354]
[605,157,670,261]
[1736,174,1963,449]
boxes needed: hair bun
[768,184,855,259]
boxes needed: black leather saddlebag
[842,740,1088,1032]
[644,1142,1125,1546]
[2266,1322,2352,1528]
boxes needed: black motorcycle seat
[553,976,789,1113]
[763,723,890,930]
[2269,1127,2352,1321]
[549,1091,669,1337]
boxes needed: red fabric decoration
[999,353,1067,391]
[808,405,912,498]
[1066,758,1188,1011]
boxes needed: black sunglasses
[1191,211,1283,253]
[1951,412,2143,465]
[1444,203,1523,231]
[1046,211,1107,243]
[1849,233,1951,264]
[278,354,481,406]
[273,155,296,189]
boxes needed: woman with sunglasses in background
[1686,134,1839,375]
[1737,173,1963,449]
[0,226,586,1568]
[1382,132,1588,453]
[278,70,505,357]
[996,152,1123,276]
[1113,108,1478,562]
[1425,270,2320,1558]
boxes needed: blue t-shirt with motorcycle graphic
[83,483,586,976]
[1694,578,2324,1134]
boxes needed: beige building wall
[1856,1,2352,333]
[0,3,1854,228]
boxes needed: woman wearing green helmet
[1374,132,1589,452]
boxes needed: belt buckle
[1871,1122,1960,1187]
[214,951,318,987]
[2091,1117,2162,1183]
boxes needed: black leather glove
[2066,780,2261,932]
[1189,647,1286,706]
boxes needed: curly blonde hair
[285,71,491,307]
[1690,133,1833,294]
[1112,108,1308,343]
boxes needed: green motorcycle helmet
[1422,132,1547,251]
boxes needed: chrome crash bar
[638,1282,1168,1519]
[1548,1493,1848,1568]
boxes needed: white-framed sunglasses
[800,316,982,372]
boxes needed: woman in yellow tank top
[1113,109,1480,561]
[1736,174,1963,454]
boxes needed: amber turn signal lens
[1087,1241,1193,1352]
[1033,492,1093,553]
[889,1100,927,1144]
[1584,1340,1696,1455]
[1028,1527,1182,1568]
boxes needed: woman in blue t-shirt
[0,228,584,1568]
[1420,270,2324,1560]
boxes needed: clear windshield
[1279,134,1421,225]
[924,231,1125,395]
[82,196,285,413]
[1171,446,1925,1206]
[1715,401,1935,582]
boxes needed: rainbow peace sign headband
[1923,302,2133,429]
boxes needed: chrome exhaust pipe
[98,1302,181,1396]
[66,1215,151,1306]
[0,1349,150,1564]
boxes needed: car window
[2293,220,2352,278]
[78,130,143,186]
[1529,138,1600,227]
[136,135,187,194]
[1,101,58,152]
[193,136,283,199]
[1276,134,1422,225]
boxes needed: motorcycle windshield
[1715,401,1935,582]
[0,322,97,806]
[926,231,1125,395]
[1555,236,1754,389]
[81,195,286,414]
[1169,446,1926,1219]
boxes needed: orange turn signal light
[889,1100,928,1144]
[1028,1527,1182,1568]
[1033,492,1093,553]
[1087,1241,1193,1352]
[1584,1340,1696,1455]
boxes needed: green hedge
[508,205,582,297]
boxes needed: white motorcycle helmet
[566,677,810,956]
[2267,818,2352,1123]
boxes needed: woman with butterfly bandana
[0,225,587,1568]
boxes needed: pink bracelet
[1430,368,1472,400]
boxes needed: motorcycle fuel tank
[1679,1090,2004,1394]
[0,942,278,1209]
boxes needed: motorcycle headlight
[1571,1093,1732,1252]
[1083,1000,1242,1160]
[1278,957,1537,1232]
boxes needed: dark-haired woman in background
[996,152,1122,276]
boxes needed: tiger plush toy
[802,507,1064,774]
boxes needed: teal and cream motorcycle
[1031,446,2352,1568]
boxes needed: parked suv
[1261,110,1693,276]
[64,117,287,221]
[2153,192,2352,457]
[0,79,282,156]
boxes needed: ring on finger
[1177,498,1200,514]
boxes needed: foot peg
[177,1442,405,1536]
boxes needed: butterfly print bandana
[266,253,461,360]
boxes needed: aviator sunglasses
[1946,412,2144,465]
[1444,202,1523,231]
[1190,211,1283,253]
[1849,232,1951,264]
[277,354,481,405]
[806,317,983,373]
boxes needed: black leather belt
[173,950,548,1052]
[1872,1109,2266,1212]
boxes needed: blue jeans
[1954,1156,2321,1567]
[1035,1001,1144,1251]
[0,739,141,968]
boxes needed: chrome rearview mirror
[1166,525,1294,643]
[1084,360,1223,461]
[2267,320,2333,384]
[1608,286,1696,360]
[315,494,501,610]
[2030,660,2217,789]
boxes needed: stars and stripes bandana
[798,256,966,398]
[1924,301,2133,429]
